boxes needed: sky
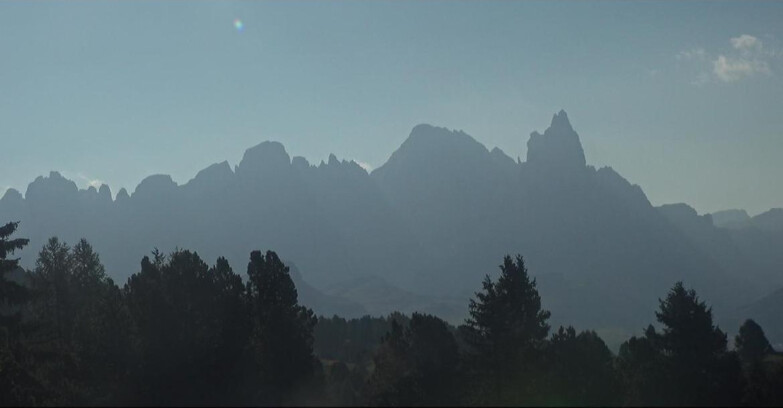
[1,0,782,215]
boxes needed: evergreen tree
[657,282,742,406]
[27,237,80,404]
[616,325,669,406]
[618,282,743,406]
[545,326,619,406]
[245,250,319,405]
[365,319,412,406]
[26,238,132,405]
[0,221,29,327]
[124,249,248,405]
[405,313,460,406]
[365,313,460,406]
[460,254,550,405]
[0,221,44,405]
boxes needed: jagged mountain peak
[1,188,23,203]
[526,110,586,170]
[374,124,490,178]
[98,184,112,201]
[186,161,234,189]
[236,141,291,178]
[133,174,177,198]
[25,171,79,201]
[116,188,130,202]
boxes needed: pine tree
[0,221,30,327]
[618,282,743,406]
[460,254,550,405]
[365,319,412,406]
[245,250,319,404]
[125,249,248,405]
[365,313,460,406]
[545,326,619,406]
[0,221,43,405]
[657,282,742,405]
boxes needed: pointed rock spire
[526,109,586,170]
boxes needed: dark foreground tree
[0,221,44,406]
[245,250,320,405]
[545,326,620,406]
[618,282,742,406]
[365,313,460,406]
[26,238,132,405]
[0,221,29,327]
[124,249,247,405]
[460,254,550,405]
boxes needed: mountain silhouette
[2,111,781,344]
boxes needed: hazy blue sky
[1,1,781,215]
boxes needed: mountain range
[2,110,781,347]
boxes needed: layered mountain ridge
[2,111,780,346]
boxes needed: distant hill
[2,110,780,344]
[711,209,752,229]
[287,262,367,319]
[710,208,783,231]
[753,208,783,231]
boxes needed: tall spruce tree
[619,282,743,406]
[25,238,132,404]
[365,313,460,406]
[0,221,43,406]
[545,326,620,406]
[460,254,550,405]
[125,249,248,405]
[245,250,319,405]
[0,221,29,327]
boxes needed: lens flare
[234,19,244,32]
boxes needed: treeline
[1,221,783,406]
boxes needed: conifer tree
[245,250,319,404]
[0,221,29,325]
[461,254,550,405]
[0,221,42,405]
[619,282,742,406]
